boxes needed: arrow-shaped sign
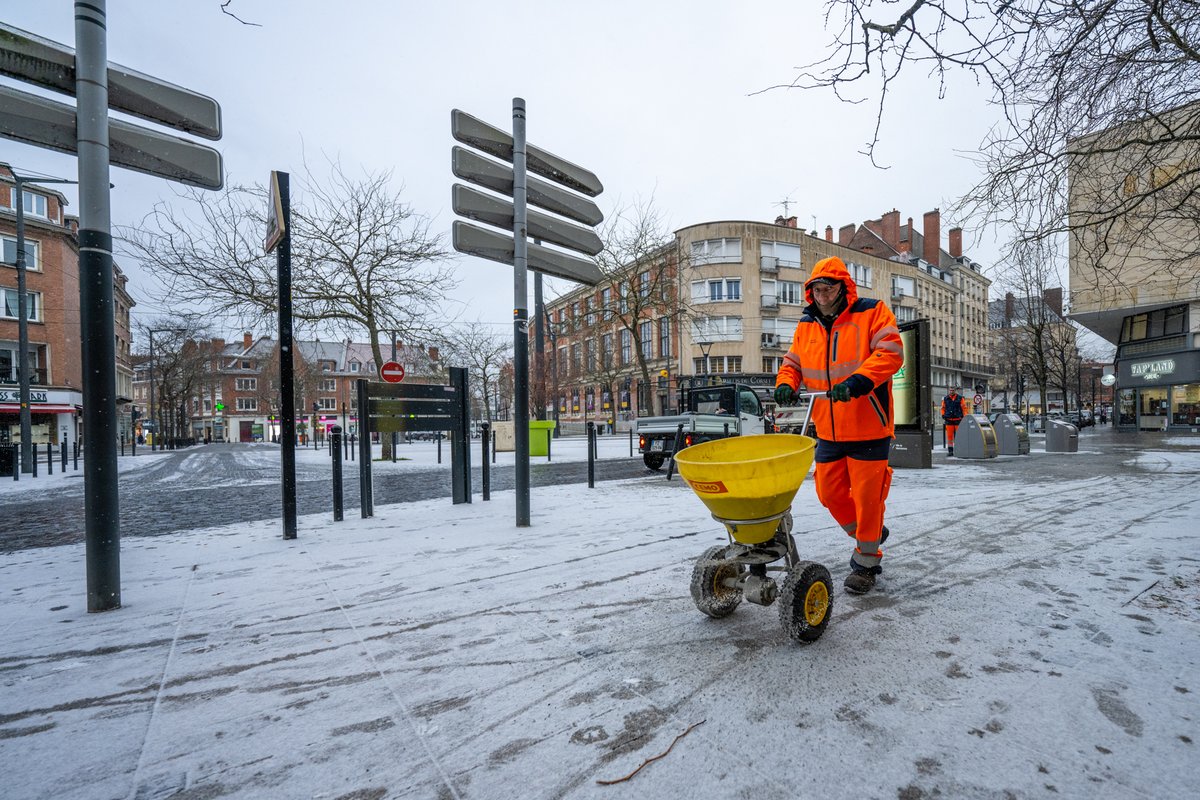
[453,221,603,285]
[0,22,221,140]
[452,184,603,256]
[452,146,603,226]
[452,109,602,197]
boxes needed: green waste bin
[529,420,556,456]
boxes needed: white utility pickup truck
[635,383,770,470]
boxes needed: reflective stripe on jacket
[940,393,967,423]
[775,256,904,442]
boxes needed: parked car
[1029,412,1065,433]
[1065,410,1095,428]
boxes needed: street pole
[512,97,530,527]
[534,270,545,420]
[10,173,77,473]
[274,171,297,540]
[149,330,156,451]
[390,331,397,457]
[75,0,121,611]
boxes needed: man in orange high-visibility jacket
[773,256,904,594]
[940,387,967,456]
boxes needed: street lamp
[698,340,713,382]
[147,328,184,452]
[9,171,78,473]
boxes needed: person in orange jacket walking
[773,256,904,594]
[940,387,967,456]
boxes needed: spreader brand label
[687,479,729,494]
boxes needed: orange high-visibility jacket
[775,256,904,442]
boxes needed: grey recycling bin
[1046,419,1079,452]
[994,413,1030,456]
[956,414,998,459]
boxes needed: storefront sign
[0,390,48,403]
[1130,358,1176,380]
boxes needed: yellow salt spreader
[673,393,832,642]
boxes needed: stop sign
[381,361,405,383]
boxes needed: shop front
[0,388,82,446]
[1115,351,1200,432]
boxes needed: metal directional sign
[452,146,603,226]
[453,221,603,285]
[452,184,602,255]
[452,109,602,196]
[0,85,222,190]
[0,22,222,139]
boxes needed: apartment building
[1,164,136,448]
[987,288,1081,415]
[1066,104,1200,431]
[543,209,992,426]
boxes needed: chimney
[1005,292,1015,325]
[775,215,787,226]
[243,332,253,351]
[786,216,798,228]
[903,217,913,244]
[922,209,941,266]
[949,227,963,259]
[882,209,901,251]
[428,346,439,361]
[825,225,833,242]
[1043,287,1063,318]
[838,224,856,246]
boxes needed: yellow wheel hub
[803,582,829,625]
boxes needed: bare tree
[784,1,1200,285]
[134,316,215,443]
[439,321,512,423]
[591,201,683,416]
[120,161,457,375]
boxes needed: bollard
[629,427,633,457]
[492,429,497,463]
[46,442,53,475]
[546,427,552,462]
[61,441,67,470]
[11,444,17,481]
[331,426,344,522]
[587,421,596,488]
[31,442,37,477]
[481,422,491,501]
[666,423,686,481]
[437,431,443,464]
[120,434,125,457]
[349,433,355,461]
[75,440,80,470]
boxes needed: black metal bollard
[31,443,37,477]
[61,441,67,470]
[349,434,355,461]
[331,426,344,522]
[629,427,633,457]
[46,442,53,475]
[587,421,596,489]
[481,422,491,501]
[120,435,125,457]
[666,423,686,481]
[11,444,17,481]
[437,431,443,464]
[546,427,552,462]
[492,429,497,463]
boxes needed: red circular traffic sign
[381,361,405,383]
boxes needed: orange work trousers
[814,454,893,569]
[945,420,961,448]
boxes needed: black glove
[773,384,796,405]
[831,374,872,402]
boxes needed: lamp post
[9,172,78,473]
[698,340,713,382]
[147,328,184,452]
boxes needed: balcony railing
[0,367,48,386]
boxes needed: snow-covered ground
[2,434,1198,799]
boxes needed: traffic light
[131,407,140,421]
[312,402,319,414]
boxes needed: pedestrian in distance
[940,387,967,456]
[773,256,904,595]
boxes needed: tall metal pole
[390,331,397,457]
[275,172,297,539]
[512,98,530,527]
[75,0,121,611]
[148,331,156,451]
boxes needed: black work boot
[844,560,882,595]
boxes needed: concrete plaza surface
[2,431,1198,799]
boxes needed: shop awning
[0,404,80,414]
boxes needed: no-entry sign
[381,361,405,383]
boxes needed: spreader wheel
[643,453,665,471]
[778,561,833,643]
[690,545,744,618]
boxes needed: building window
[2,237,40,271]
[10,189,49,219]
[639,271,651,298]
[203,398,212,412]
[1,289,41,322]
[586,296,597,326]
[584,338,595,372]
[321,378,336,392]
[658,317,671,360]
[236,377,257,391]
[691,316,743,341]
[762,356,783,373]
[846,261,873,289]
[236,397,258,411]
[620,329,632,364]
[760,241,802,268]
[571,343,581,376]
[600,334,613,368]
[690,237,742,266]
[350,360,360,372]
[640,321,653,359]
[320,397,337,410]
[600,287,613,320]
[777,281,804,305]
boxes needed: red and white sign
[380,361,406,383]
[974,393,984,405]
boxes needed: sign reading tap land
[450,108,604,286]
[380,361,406,384]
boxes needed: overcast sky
[4,1,1005,340]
